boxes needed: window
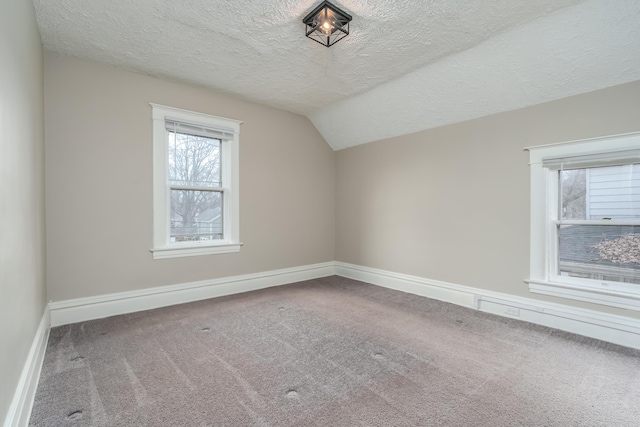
[151,104,241,259]
[526,132,640,311]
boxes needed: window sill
[151,242,242,259]
[527,278,640,311]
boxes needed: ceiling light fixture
[303,0,352,47]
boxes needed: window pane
[562,164,640,220]
[170,190,223,242]
[559,224,640,284]
[168,131,221,187]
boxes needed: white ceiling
[33,0,640,150]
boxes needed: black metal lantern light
[303,1,352,47]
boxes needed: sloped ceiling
[33,0,640,150]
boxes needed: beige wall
[41,49,640,319]
[0,0,46,422]
[44,53,335,301]
[336,80,640,319]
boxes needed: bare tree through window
[561,169,586,220]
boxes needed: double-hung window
[151,104,241,259]
[526,132,640,311]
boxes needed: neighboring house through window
[526,132,640,311]
[151,104,241,259]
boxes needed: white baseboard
[49,262,335,327]
[335,262,640,350]
[47,260,640,349]
[3,307,50,427]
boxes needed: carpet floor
[30,276,640,426]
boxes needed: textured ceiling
[33,0,640,150]
[311,0,640,149]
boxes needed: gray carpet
[30,276,640,426]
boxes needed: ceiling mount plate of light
[303,0,352,47]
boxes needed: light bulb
[321,20,333,35]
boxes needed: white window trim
[525,131,640,311]
[150,104,242,259]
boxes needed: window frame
[150,104,242,259]
[526,132,640,311]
